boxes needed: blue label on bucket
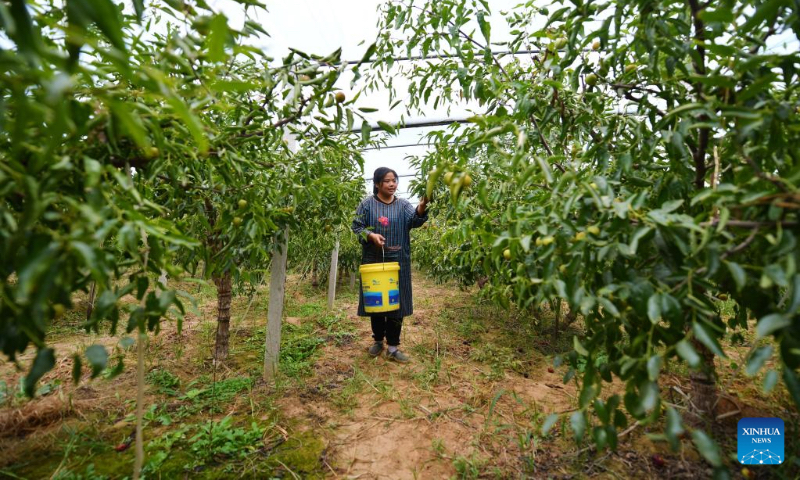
[364,292,383,307]
[388,289,400,305]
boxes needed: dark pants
[371,316,403,346]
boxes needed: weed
[189,417,264,465]
[146,368,181,396]
[143,403,174,426]
[280,324,325,378]
[145,417,264,473]
[398,397,418,419]
[452,453,486,479]
[286,301,324,318]
[413,352,444,390]
[431,438,446,456]
[333,367,364,412]
[469,343,522,378]
[576,353,609,374]
[0,380,9,406]
[177,375,255,416]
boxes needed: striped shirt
[352,195,428,317]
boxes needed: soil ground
[1,272,797,479]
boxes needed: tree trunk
[86,282,97,320]
[311,261,319,287]
[553,299,561,341]
[350,271,356,290]
[213,270,232,361]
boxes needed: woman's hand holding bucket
[367,232,386,247]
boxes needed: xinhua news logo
[738,417,784,465]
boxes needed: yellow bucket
[359,262,401,313]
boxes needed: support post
[264,227,289,382]
[264,127,295,382]
[327,239,339,310]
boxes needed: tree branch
[743,155,790,193]
[238,96,311,139]
[687,0,709,190]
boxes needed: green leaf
[726,262,746,292]
[789,275,800,314]
[763,370,779,393]
[377,121,395,134]
[741,0,783,32]
[597,297,619,317]
[86,344,108,378]
[692,322,726,358]
[166,95,208,153]
[541,413,559,435]
[664,103,706,118]
[477,11,491,44]
[209,80,260,93]
[570,411,586,440]
[207,14,229,62]
[24,348,55,397]
[625,226,652,257]
[691,430,722,467]
[573,336,589,356]
[357,42,377,66]
[358,107,379,113]
[676,340,701,368]
[647,294,661,324]
[756,314,790,339]
[647,355,662,381]
[8,0,39,58]
[520,235,532,253]
[120,336,135,350]
[665,407,684,451]
[699,8,734,23]
[745,346,773,377]
[72,354,82,384]
[68,0,127,52]
[360,120,371,144]
[132,0,144,21]
[534,156,553,183]
[640,381,659,412]
[110,99,150,149]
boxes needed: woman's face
[377,173,398,197]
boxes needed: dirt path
[277,275,576,479]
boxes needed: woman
[352,167,429,362]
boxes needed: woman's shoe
[368,341,384,357]
[387,349,410,363]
